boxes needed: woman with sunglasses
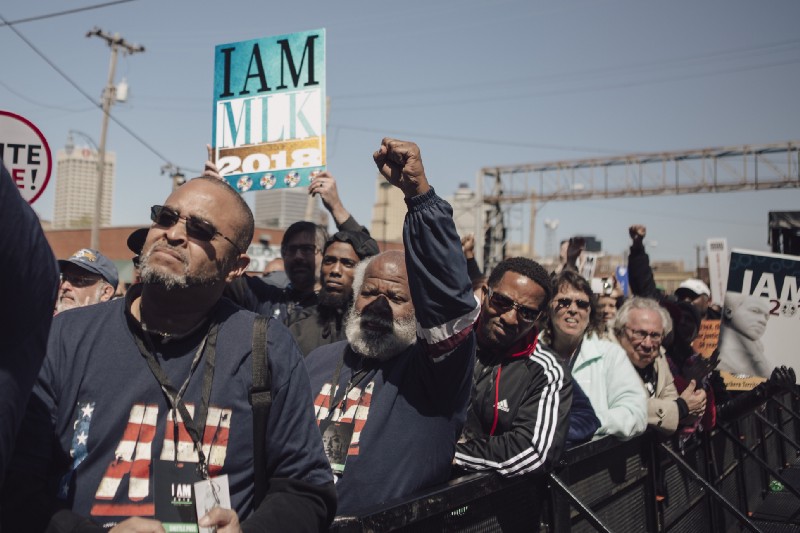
[540,270,647,440]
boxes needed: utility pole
[161,164,186,192]
[695,244,702,278]
[87,28,144,250]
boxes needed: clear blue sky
[2,0,798,267]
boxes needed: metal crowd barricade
[329,390,800,532]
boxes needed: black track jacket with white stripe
[454,330,572,477]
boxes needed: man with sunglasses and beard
[3,176,336,532]
[304,138,479,515]
[289,230,379,356]
[453,257,572,481]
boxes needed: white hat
[675,278,710,299]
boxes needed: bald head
[185,177,254,253]
[346,250,417,360]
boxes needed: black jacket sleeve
[336,214,369,235]
[242,479,336,533]
[627,240,661,300]
[0,161,59,482]
[466,257,484,282]
[566,380,601,447]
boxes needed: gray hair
[614,296,672,337]
[350,255,377,301]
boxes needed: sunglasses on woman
[150,205,242,254]
[555,297,591,310]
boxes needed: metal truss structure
[478,141,800,272]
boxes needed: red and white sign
[0,111,52,204]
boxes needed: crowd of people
[0,138,796,532]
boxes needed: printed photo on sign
[717,249,800,390]
[320,420,353,475]
[211,29,326,194]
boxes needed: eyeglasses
[150,205,242,254]
[624,327,663,343]
[485,287,542,323]
[555,297,591,311]
[284,244,319,256]
[60,272,103,288]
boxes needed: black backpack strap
[250,315,272,510]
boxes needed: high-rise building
[53,144,115,229]
[254,188,327,229]
[370,176,405,246]
[448,182,482,240]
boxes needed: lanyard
[133,317,220,479]
[323,349,372,423]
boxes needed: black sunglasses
[150,205,242,254]
[555,297,591,311]
[485,287,542,323]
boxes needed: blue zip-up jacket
[305,188,479,515]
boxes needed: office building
[254,188,326,229]
[370,176,406,245]
[53,144,115,229]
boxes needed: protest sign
[717,249,800,390]
[616,266,629,297]
[212,29,325,193]
[706,238,728,306]
[691,319,720,359]
[580,252,598,281]
[0,111,52,204]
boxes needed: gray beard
[55,284,106,314]
[344,305,417,361]
[139,245,222,290]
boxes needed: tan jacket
[641,353,680,435]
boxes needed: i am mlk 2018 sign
[212,29,325,193]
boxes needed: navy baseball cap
[58,248,119,288]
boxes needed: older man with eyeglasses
[454,257,572,478]
[55,248,119,314]
[614,297,706,436]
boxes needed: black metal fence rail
[330,390,800,532]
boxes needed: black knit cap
[324,230,380,259]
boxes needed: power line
[331,124,623,155]
[0,1,137,27]
[334,55,800,112]
[541,197,766,228]
[0,11,182,169]
[0,79,94,113]
[334,37,800,101]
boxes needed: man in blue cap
[55,248,119,314]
